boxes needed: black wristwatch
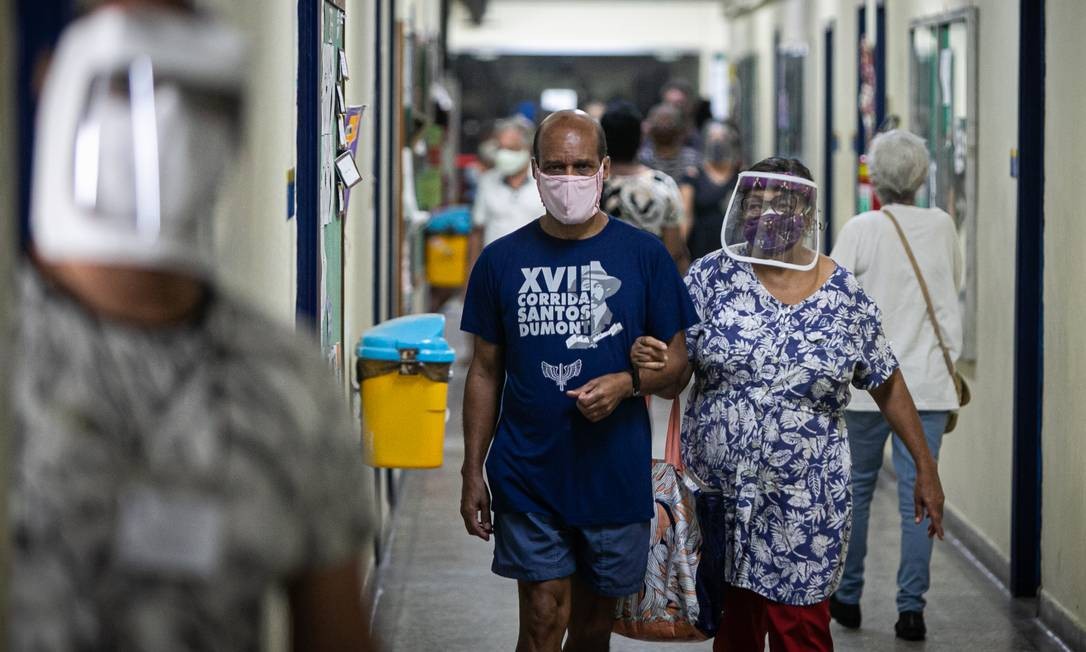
[628,366,642,397]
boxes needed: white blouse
[831,204,964,412]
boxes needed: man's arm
[288,558,378,651]
[460,336,503,540]
[679,183,695,242]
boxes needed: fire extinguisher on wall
[857,154,881,213]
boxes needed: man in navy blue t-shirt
[460,110,699,650]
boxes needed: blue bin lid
[426,205,472,235]
[357,314,456,363]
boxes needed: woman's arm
[679,183,695,242]
[868,369,946,539]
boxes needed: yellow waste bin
[425,206,472,288]
[426,234,469,287]
[356,314,455,468]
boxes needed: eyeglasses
[741,192,801,215]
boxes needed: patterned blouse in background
[601,168,684,238]
[682,251,899,606]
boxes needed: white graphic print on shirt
[541,359,582,391]
[516,260,624,349]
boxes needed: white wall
[1042,0,1086,639]
[724,0,1020,582]
[198,0,299,325]
[448,0,729,93]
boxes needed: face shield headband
[720,171,821,271]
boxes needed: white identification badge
[115,486,225,579]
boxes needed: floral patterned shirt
[682,251,898,605]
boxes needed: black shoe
[829,594,861,629]
[895,611,926,641]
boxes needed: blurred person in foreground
[630,157,945,651]
[459,110,698,651]
[638,102,702,185]
[829,130,963,642]
[469,116,544,269]
[600,101,689,271]
[10,2,377,650]
[680,120,742,262]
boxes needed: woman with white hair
[829,129,963,642]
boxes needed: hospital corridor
[1,0,1084,651]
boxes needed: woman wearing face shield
[680,121,742,262]
[628,157,945,651]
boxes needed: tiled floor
[372,300,1070,651]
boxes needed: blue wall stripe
[296,0,320,325]
[1011,0,1045,598]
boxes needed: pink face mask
[536,164,605,225]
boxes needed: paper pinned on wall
[320,135,334,226]
[339,105,367,218]
[337,116,348,150]
[939,48,954,108]
[345,105,366,151]
[286,167,296,220]
[321,44,336,135]
[335,151,362,189]
[339,50,350,80]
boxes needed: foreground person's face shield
[720,172,821,271]
[32,6,246,277]
[72,62,242,243]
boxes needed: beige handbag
[883,208,972,432]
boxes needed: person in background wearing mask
[468,116,544,270]
[459,110,698,651]
[639,103,702,185]
[680,120,742,262]
[10,3,378,650]
[600,101,689,271]
[829,130,963,642]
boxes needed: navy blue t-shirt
[461,218,699,525]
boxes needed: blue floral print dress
[682,251,898,605]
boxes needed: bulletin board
[319,0,347,379]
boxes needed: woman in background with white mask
[468,116,544,268]
[629,157,945,652]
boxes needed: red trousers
[713,585,833,652]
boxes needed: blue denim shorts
[492,511,650,598]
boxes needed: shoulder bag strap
[882,208,958,385]
[664,396,684,471]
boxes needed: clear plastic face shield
[72,61,241,244]
[721,172,821,271]
[31,7,246,277]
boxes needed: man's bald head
[532,110,608,164]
